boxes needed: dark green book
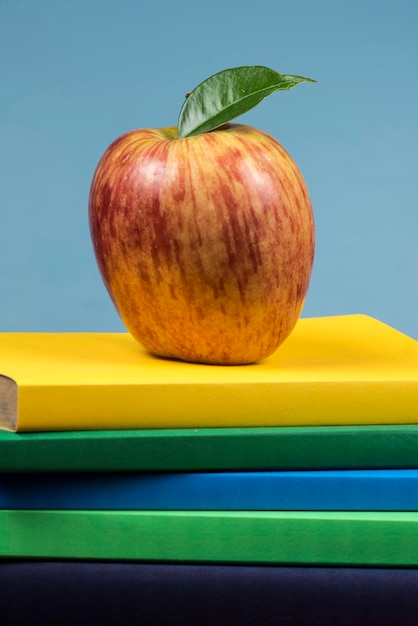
[3,509,418,566]
[2,425,418,472]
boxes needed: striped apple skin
[89,123,315,364]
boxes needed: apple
[89,66,315,364]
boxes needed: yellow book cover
[0,315,417,432]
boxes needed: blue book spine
[2,470,418,510]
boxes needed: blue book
[3,469,418,510]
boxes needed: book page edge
[0,375,18,432]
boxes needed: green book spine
[2,509,418,566]
[3,425,418,472]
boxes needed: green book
[2,509,418,566]
[3,425,418,472]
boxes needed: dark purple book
[1,561,418,625]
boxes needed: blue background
[1,0,417,339]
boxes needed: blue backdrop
[1,0,417,339]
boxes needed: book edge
[0,376,17,432]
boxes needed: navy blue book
[1,561,418,626]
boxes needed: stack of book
[1,314,418,625]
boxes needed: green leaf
[177,65,316,139]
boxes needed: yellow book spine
[12,378,418,432]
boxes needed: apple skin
[89,123,315,364]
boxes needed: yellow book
[0,315,417,432]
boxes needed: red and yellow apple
[89,122,315,364]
